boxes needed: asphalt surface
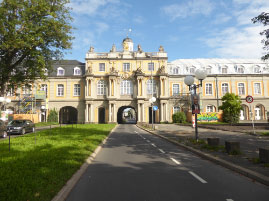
[66,124,269,201]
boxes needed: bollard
[225,141,240,154]
[207,138,220,146]
[259,148,269,163]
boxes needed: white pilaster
[142,103,145,122]
[109,103,112,122]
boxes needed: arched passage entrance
[59,106,78,124]
[255,104,265,120]
[117,106,137,124]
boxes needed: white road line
[188,171,207,184]
[158,149,165,154]
[134,131,138,133]
[170,157,181,165]
[151,143,157,147]
[147,140,150,143]
[226,199,234,201]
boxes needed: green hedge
[172,112,186,123]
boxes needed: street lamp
[184,69,207,141]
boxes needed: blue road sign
[153,106,158,111]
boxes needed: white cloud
[69,0,120,16]
[212,13,232,24]
[161,0,214,20]
[133,16,145,24]
[204,25,264,58]
[95,22,109,34]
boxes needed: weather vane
[126,28,132,37]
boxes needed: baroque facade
[3,37,269,123]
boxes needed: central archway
[59,106,78,124]
[117,106,137,124]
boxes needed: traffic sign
[246,95,254,103]
[153,106,158,111]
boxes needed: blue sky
[65,0,269,62]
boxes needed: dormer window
[73,67,81,75]
[44,68,48,76]
[189,67,195,74]
[173,67,179,74]
[57,67,65,76]
[237,66,244,74]
[206,67,212,74]
[221,67,228,74]
[254,66,260,73]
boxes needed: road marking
[134,131,138,133]
[158,149,165,154]
[188,171,207,184]
[147,140,150,143]
[226,199,234,201]
[151,143,157,147]
[170,157,181,165]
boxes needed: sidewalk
[138,123,269,185]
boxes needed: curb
[137,125,269,186]
[51,124,118,201]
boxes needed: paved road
[66,124,269,201]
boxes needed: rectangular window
[173,106,180,114]
[57,84,64,96]
[41,84,48,97]
[238,67,244,74]
[221,83,229,95]
[99,63,105,72]
[254,83,261,95]
[148,63,154,71]
[123,63,130,72]
[172,84,180,95]
[74,84,81,96]
[205,83,213,95]
[238,83,245,95]
[7,86,15,96]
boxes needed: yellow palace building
[2,37,269,123]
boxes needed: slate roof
[49,60,85,77]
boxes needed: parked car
[0,120,8,138]
[7,120,35,135]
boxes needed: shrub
[47,108,58,123]
[172,112,186,123]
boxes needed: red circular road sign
[246,95,254,103]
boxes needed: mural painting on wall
[197,112,220,122]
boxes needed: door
[255,107,261,120]
[98,107,105,123]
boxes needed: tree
[47,108,58,123]
[252,12,269,60]
[0,0,73,96]
[219,93,242,124]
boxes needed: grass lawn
[35,122,59,127]
[0,124,116,201]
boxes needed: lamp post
[184,69,207,141]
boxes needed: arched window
[120,80,133,95]
[97,80,106,95]
[206,105,215,112]
[57,67,65,76]
[173,106,181,114]
[147,79,157,95]
[73,67,81,75]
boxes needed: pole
[249,103,255,135]
[194,86,198,141]
[151,55,154,129]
